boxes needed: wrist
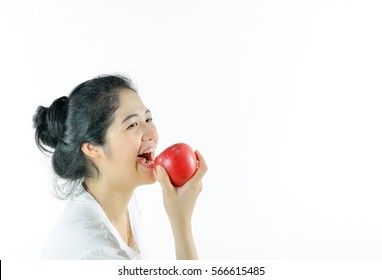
[170,217,192,232]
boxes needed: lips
[137,146,156,168]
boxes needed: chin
[139,172,157,186]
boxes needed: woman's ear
[81,142,101,159]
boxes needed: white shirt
[40,187,142,260]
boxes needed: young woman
[33,74,207,260]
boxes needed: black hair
[33,74,136,199]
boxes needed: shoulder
[40,191,120,259]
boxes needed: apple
[154,143,197,187]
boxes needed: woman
[33,74,207,260]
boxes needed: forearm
[170,220,198,260]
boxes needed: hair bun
[33,96,68,151]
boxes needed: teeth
[140,147,155,155]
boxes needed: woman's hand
[155,149,208,259]
[156,150,207,224]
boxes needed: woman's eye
[146,118,153,123]
[127,123,138,129]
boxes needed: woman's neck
[84,177,134,224]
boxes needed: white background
[0,0,381,260]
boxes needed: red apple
[154,143,197,187]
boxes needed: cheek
[111,138,139,164]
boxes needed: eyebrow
[121,109,151,124]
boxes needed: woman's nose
[142,123,158,142]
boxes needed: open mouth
[137,147,155,165]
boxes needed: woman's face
[100,89,159,189]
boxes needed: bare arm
[156,150,208,260]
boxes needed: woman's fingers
[156,165,173,192]
[187,150,208,184]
